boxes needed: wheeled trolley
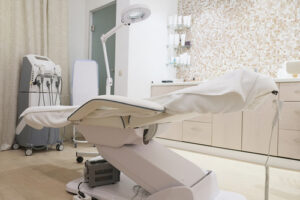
[14,55,63,156]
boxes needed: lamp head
[121,4,151,25]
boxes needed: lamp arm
[100,24,125,95]
[101,24,124,42]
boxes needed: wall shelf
[167,44,191,50]
[167,25,191,31]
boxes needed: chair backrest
[72,60,99,106]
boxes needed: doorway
[91,2,116,95]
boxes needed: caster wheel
[25,149,33,156]
[56,144,64,151]
[76,156,83,163]
[12,143,19,150]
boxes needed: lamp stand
[101,24,124,95]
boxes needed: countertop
[152,78,300,86]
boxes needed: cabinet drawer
[279,83,300,101]
[242,95,278,155]
[278,130,300,160]
[151,85,196,97]
[156,122,182,141]
[212,112,242,150]
[182,121,212,145]
[187,113,212,123]
[279,102,300,131]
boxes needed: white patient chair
[72,60,99,162]
[18,69,279,200]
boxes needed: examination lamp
[101,4,151,95]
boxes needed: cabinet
[278,83,300,159]
[157,122,183,141]
[152,81,300,160]
[189,113,212,123]
[182,121,212,145]
[279,102,300,130]
[242,95,278,155]
[279,83,300,101]
[212,112,242,150]
[278,130,300,159]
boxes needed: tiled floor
[172,148,300,200]
[0,142,299,200]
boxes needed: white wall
[68,0,87,62]
[114,0,130,96]
[69,0,177,98]
[127,0,177,98]
[68,0,87,91]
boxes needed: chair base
[66,175,138,200]
[66,174,246,200]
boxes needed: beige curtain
[0,0,69,150]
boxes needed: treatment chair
[17,69,278,200]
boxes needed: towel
[149,69,278,114]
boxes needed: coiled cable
[131,185,150,200]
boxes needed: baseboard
[155,138,300,171]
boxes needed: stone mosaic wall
[177,0,300,81]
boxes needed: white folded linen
[149,69,278,114]
[20,106,78,129]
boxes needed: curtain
[0,0,69,151]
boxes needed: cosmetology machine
[14,54,63,156]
